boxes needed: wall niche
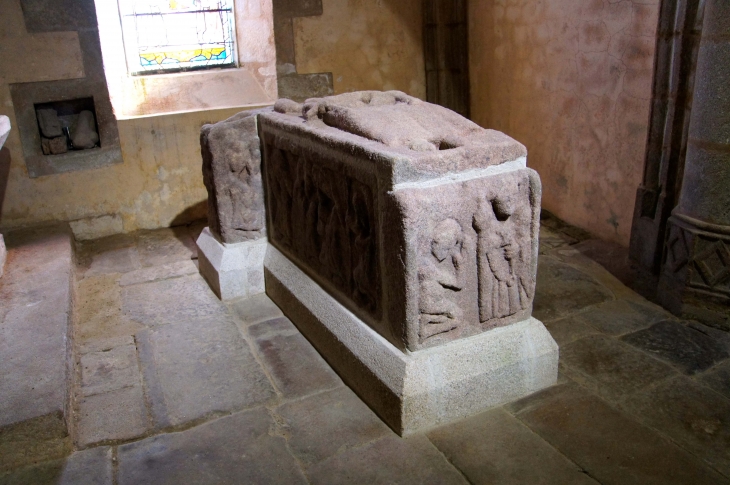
[10,82,123,179]
[35,97,100,156]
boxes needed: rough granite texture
[264,245,558,435]
[201,108,272,244]
[260,91,538,351]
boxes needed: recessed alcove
[34,97,101,155]
[10,82,123,178]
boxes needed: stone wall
[469,0,660,245]
[292,0,427,99]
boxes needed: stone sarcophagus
[258,92,558,434]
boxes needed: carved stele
[259,91,541,351]
[201,108,271,244]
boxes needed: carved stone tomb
[258,91,558,434]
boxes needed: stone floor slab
[533,257,614,322]
[229,292,284,326]
[118,260,197,287]
[275,386,391,467]
[544,315,599,347]
[0,413,71,475]
[699,360,730,400]
[76,385,148,447]
[137,318,275,426]
[306,434,468,485]
[121,274,228,326]
[427,407,597,485]
[80,343,141,397]
[512,384,726,485]
[0,227,73,429]
[250,318,341,399]
[117,408,307,485]
[559,334,676,402]
[576,299,669,336]
[137,228,196,268]
[619,375,730,477]
[76,233,140,277]
[621,320,730,375]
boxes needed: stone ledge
[264,244,559,435]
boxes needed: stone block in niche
[259,91,541,351]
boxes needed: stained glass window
[119,0,236,75]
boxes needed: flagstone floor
[1,220,729,484]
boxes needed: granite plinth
[265,245,558,435]
[196,227,267,300]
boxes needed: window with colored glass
[119,0,237,75]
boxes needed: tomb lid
[262,91,526,184]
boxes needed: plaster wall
[0,0,271,237]
[292,0,427,99]
[469,0,659,245]
[0,100,251,234]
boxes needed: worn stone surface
[621,320,730,375]
[70,110,99,149]
[117,408,308,485]
[229,292,283,326]
[79,343,141,397]
[307,434,468,484]
[511,384,727,485]
[275,386,390,467]
[76,385,148,447]
[395,166,540,348]
[41,136,67,155]
[201,108,270,243]
[121,274,228,326]
[136,318,275,426]
[699,359,730,400]
[576,299,670,336]
[427,407,597,485]
[36,109,62,138]
[533,257,614,322]
[0,446,112,485]
[118,260,197,287]
[544,314,599,347]
[249,317,341,398]
[619,376,730,476]
[559,334,676,402]
[0,413,71,475]
[262,92,537,351]
[0,227,73,429]
[136,228,196,268]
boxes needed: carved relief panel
[263,140,380,317]
[395,168,540,350]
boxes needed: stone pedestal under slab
[264,245,559,436]
[196,227,266,300]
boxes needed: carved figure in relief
[348,180,377,311]
[473,196,532,322]
[267,147,295,246]
[418,219,465,342]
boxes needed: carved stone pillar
[657,0,730,327]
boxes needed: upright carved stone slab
[197,107,272,300]
[201,108,271,244]
[260,91,556,434]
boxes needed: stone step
[0,225,74,435]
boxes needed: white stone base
[196,227,267,300]
[264,245,559,436]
